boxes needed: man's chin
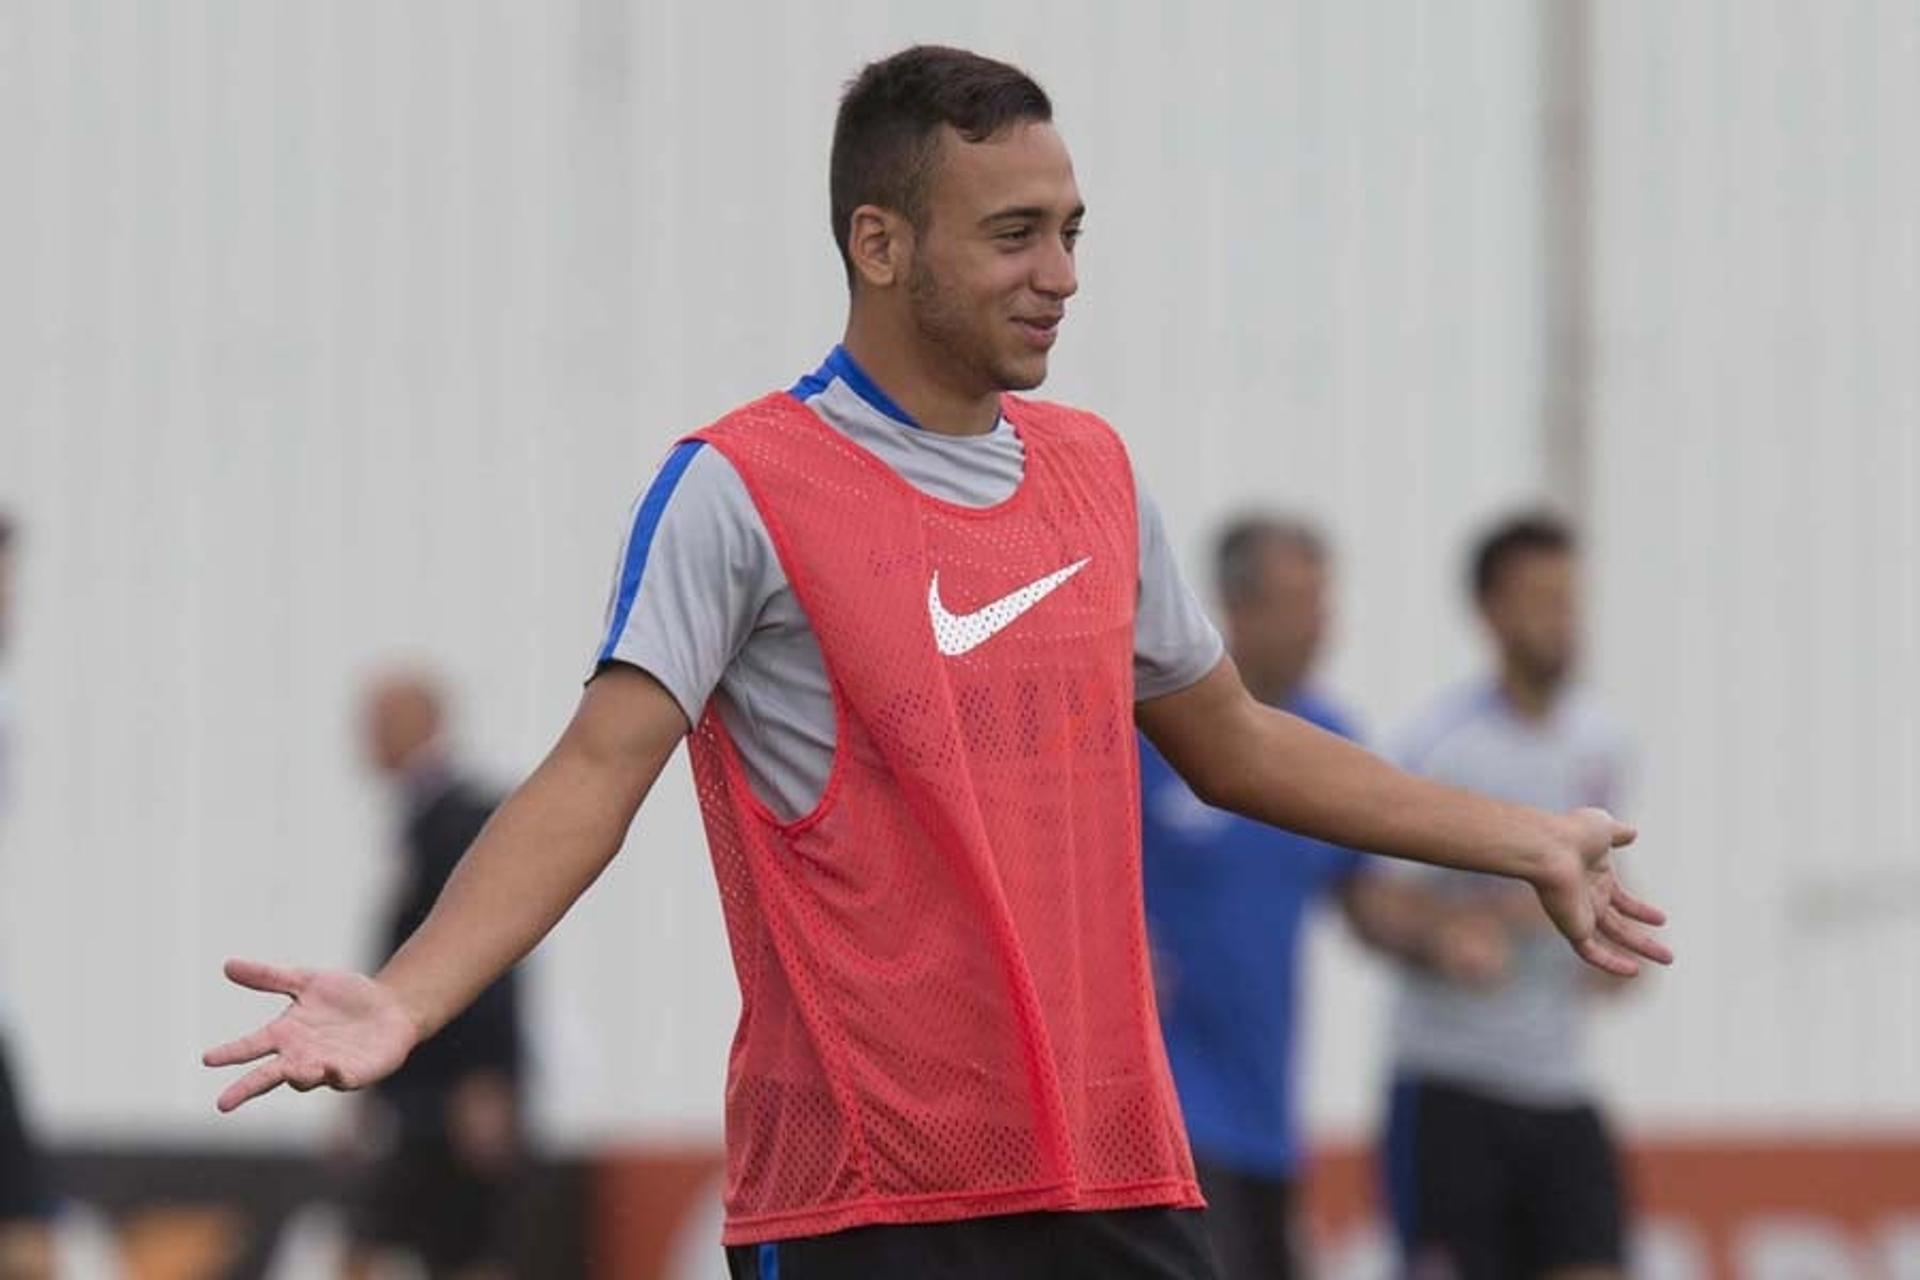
[1531,659,1574,688]
[994,355,1050,393]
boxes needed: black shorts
[1385,1077,1625,1279]
[1192,1158,1297,1280]
[724,1206,1220,1280]
[348,1134,514,1271]
[0,1038,54,1223]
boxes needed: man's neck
[841,319,1001,438]
[1497,667,1562,722]
[395,746,455,813]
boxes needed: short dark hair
[1214,513,1326,608]
[1471,511,1575,600]
[0,512,14,552]
[829,46,1053,278]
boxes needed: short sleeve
[593,442,783,723]
[1133,473,1225,700]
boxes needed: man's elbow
[1154,727,1260,815]
[1180,756,1245,813]
[1137,668,1264,815]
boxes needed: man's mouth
[1013,314,1062,348]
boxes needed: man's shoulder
[401,774,499,857]
[695,389,818,440]
[419,774,499,824]
[617,436,767,543]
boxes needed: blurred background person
[1141,515,1495,1280]
[1140,514,1359,1280]
[1378,512,1632,1280]
[343,671,525,1280]
[0,514,56,1280]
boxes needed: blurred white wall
[40,0,1914,1156]
[1586,0,1920,1129]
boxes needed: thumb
[1576,806,1636,849]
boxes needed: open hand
[202,960,418,1113]
[1532,808,1673,977]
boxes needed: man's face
[1227,540,1330,693]
[904,121,1083,394]
[362,679,441,778]
[1480,549,1578,686]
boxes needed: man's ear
[847,205,913,289]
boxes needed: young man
[205,49,1668,1280]
[0,516,56,1280]
[1381,514,1637,1280]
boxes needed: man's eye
[998,227,1034,244]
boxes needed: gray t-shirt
[595,346,1224,821]
[1386,682,1628,1106]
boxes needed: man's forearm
[1141,660,1664,978]
[1215,709,1563,879]
[1139,661,1571,885]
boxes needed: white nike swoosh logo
[928,558,1092,657]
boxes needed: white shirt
[1385,681,1629,1105]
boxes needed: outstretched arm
[1136,658,1670,976]
[204,665,689,1112]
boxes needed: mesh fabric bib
[686,391,1199,1245]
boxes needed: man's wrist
[1520,817,1582,898]
[372,967,436,1047]
[1505,807,1579,893]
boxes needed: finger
[1610,819,1639,848]
[285,1061,329,1093]
[203,1027,278,1068]
[216,1061,288,1113]
[1574,935,1640,979]
[1600,910,1674,966]
[223,958,312,998]
[1611,884,1667,927]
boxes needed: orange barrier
[591,1147,726,1280]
